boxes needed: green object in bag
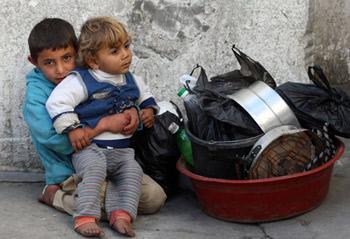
[177,128,193,166]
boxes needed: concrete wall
[307,0,350,86]
[0,0,343,173]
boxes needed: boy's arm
[23,84,73,154]
[86,112,131,137]
[69,112,131,151]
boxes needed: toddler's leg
[74,216,104,237]
[72,145,107,237]
[105,148,143,237]
[109,210,135,237]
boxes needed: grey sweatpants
[72,143,143,221]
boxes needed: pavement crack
[258,224,274,239]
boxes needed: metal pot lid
[227,81,300,133]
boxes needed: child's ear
[86,56,99,70]
[28,55,38,66]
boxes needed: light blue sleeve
[23,84,73,155]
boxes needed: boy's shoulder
[25,68,55,91]
[26,68,45,81]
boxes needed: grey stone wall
[307,0,350,86]
[1,0,345,173]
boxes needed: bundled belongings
[131,101,181,196]
[276,65,350,138]
[181,45,283,179]
[245,125,337,179]
[180,46,343,181]
[184,79,301,179]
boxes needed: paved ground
[1,138,350,239]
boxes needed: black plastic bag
[276,65,350,138]
[191,45,276,95]
[193,66,262,139]
[186,45,275,140]
[230,45,276,89]
[131,108,181,196]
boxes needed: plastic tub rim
[184,121,263,149]
[177,138,344,184]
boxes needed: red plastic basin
[176,139,345,223]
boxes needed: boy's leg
[52,188,75,215]
[39,184,61,207]
[51,175,79,215]
[138,174,167,214]
[105,148,143,237]
[72,145,107,237]
[51,175,108,216]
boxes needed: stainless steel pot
[227,81,300,133]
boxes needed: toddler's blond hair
[78,16,130,67]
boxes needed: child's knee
[122,158,143,177]
[82,160,107,180]
[138,176,167,214]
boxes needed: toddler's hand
[68,128,90,151]
[122,107,139,135]
[99,113,131,133]
[141,108,155,128]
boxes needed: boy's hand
[122,107,139,135]
[98,113,131,134]
[68,128,90,151]
[141,108,155,128]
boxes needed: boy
[46,16,159,237]
[23,18,166,235]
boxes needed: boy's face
[29,45,77,85]
[88,37,132,75]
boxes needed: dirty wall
[0,0,348,174]
[307,0,350,86]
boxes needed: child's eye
[125,43,131,49]
[43,60,55,66]
[110,48,119,54]
[63,55,73,62]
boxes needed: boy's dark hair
[28,18,78,61]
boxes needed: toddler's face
[32,45,77,84]
[91,37,132,75]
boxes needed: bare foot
[38,184,61,206]
[112,219,135,237]
[75,222,104,238]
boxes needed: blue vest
[73,68,140,128]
